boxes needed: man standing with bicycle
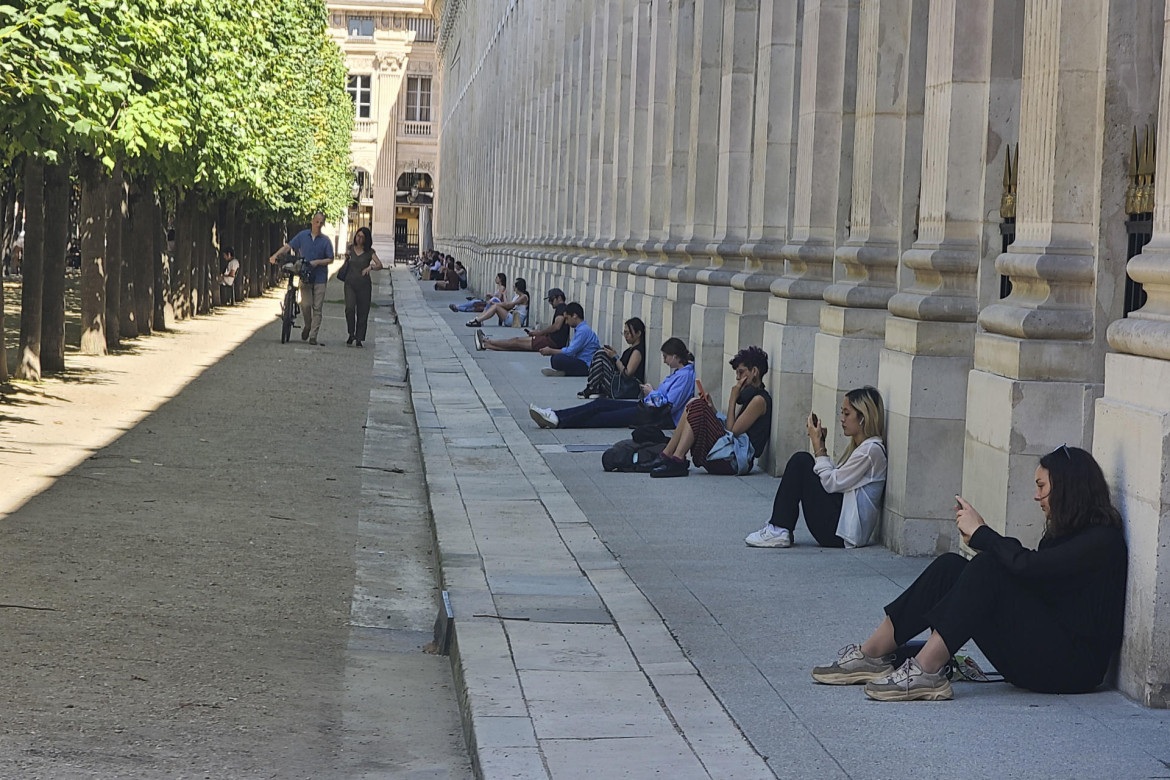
[269,211,334,345]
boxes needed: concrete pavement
[396,271,1170,780]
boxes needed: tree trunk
[0,179,13,383]
[16,156,45,380]
[269,223,282,289]
[126,178,154,335]
[196,205,212,314]
[120,178,139,339]
[151,188,167,331]
[248,221,262,298]
[79,163,108,356]
[172,191,194,319]
[104,165,124,350]
[41,161,70,372]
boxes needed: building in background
[427,0,1170,707]
[328,1,438,260]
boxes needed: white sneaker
[474,329,487,351]
[745,525,792,548]
[529,405,559,429]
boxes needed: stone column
[878,0,1021,555]
[624,0,675,386]
[814,0,927,457]
[768,0,860,463]
[659,0,700,370]
[680,0,728,398]
[964,0,1148,543]
[724,1,803,416]
[1093,0,1168,709]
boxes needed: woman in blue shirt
[529,338,695,429]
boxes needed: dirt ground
[0,280,471,778]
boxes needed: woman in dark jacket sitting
[811,445,1127,701]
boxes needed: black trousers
[885,552,1103,693]
[769,451,845,547]
[345,280,372,341]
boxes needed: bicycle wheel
[281,289,295,343]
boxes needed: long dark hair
[660,337,693,364]
[624,317,646,343]
[1037,445,1123,538]
[514,278,528,297]
[352,226,372,251]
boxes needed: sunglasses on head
[1052,443,1072,460]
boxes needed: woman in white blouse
[745,386,886,549]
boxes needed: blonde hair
[838,386,885,464]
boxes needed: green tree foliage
[0,0,352,219]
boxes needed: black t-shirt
[620,342,646,383]
[738,386,772,461]
[550,303,570,347]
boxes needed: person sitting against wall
[456,261,468,289]
[529,337,696,430]
[452,273,508,313]
[475,288,569,353]
[577,318,646,399]
[464,278,530,327]
[648,346,772,478]
[810,445,1127,702]
[536,302,600,377]
[429,254,444,280]
[746,386,887,549]
[434,256,462,291]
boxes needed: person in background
[341,226,384,348]
[220,246,240,305]
[529,338,696,430]
[476,288,568,352]
[269,211,334,346]
[453,273,508,313]
[538,302,599,377]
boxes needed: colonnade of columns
[432,0,1170,706]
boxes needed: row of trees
[0,0,354,382]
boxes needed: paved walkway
[398,271,1170,780]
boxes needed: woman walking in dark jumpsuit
[342,227,383,347]
[811,445,1127,701]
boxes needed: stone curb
[391,271,772,779]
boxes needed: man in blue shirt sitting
[268,211,335,345]
[539,302,600,377]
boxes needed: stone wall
[428,0,1170,706]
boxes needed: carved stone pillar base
[721,287,772,402]
[762,297,822,474]
[1095,353,1170,708]
[639,273,670,386]
[689,280,732,402]
[878,318,975,556]
[812,306,887,456]
[663,272,698,362]
[962,367,1101,546]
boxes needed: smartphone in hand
[810,413,819,427]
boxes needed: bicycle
[278,256,311,343]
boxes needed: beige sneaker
[812,643,896,685]
[863,657,954,701]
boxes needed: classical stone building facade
[328,1,439,258]
[427,0,1170,707]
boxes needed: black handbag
[336,260,350,283]
[610,371,641,400]
[631,399,673,429]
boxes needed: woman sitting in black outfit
[578,317,646,399]
[811,445,1127,701]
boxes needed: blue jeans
[550,353,589,376]
[554,398,639,428]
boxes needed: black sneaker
[650,457,689,478]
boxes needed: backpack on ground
[602,438,667,472]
